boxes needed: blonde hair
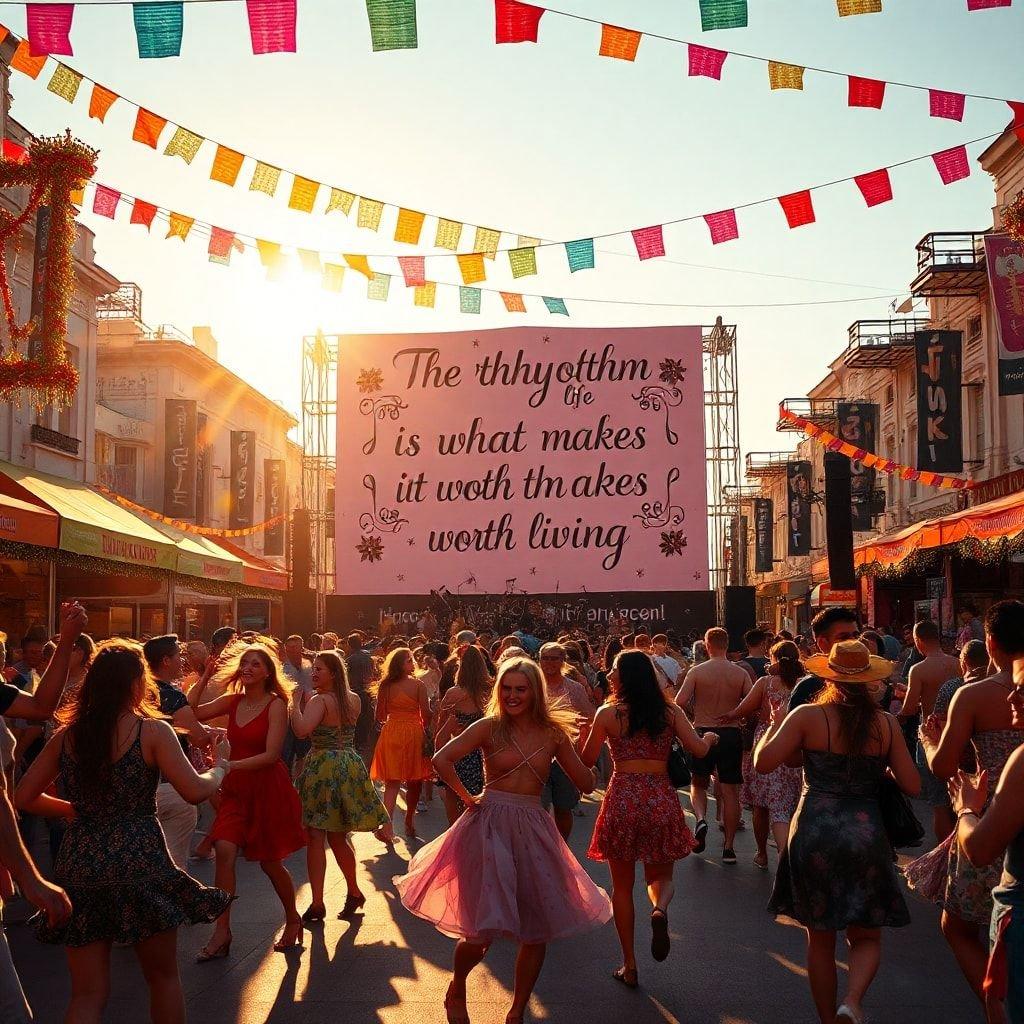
[215,639,292,702]
[486,657,577,746]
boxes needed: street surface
[9,793,979,1024]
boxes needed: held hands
[949,768,988,816]
[703,731,720,748]
[57,602,88,643]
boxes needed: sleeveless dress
[396,732,612,943]
[769,711,910,930]
[207,696,306,861]
[452,709,485,796]
[296,722,389,833]
[742,683,802,824]
[587,723,696,864]
[370,688,432,782]
[904,728,1023,924]
[36,723,231,946]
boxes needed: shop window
[114,444,139,500]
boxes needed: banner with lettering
[985,233,1024,396]
[786,460,812,556]
[334,327,709,603]
[753,497,774,573]
[229,429,257,530]
[837,401,879,529]
[915,330,963,474]
[263,458,286,556]
[162,398,197,519]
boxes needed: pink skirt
[396,789,612,944]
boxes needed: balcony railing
[95,463,137,500]
[911,232,989,298]
[843,319,931,368]
[777,397,841,431]
[29,424,80,456]
[745,452,794,479]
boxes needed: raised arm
[580,705,612,768]
[172,703,212,751]
[290,691,327,739]
[186,659,236,721]
[953,746,1024,867]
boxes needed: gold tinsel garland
[0,132,97,409]
[1005,190,1024,244]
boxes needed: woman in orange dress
[370,647,433,840]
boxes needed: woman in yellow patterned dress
[291,652,389,921]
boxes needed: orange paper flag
[88,83,118,122]
[599,24,641,61]
[10,39,47,79]
[210,146,244,187]
[166,212,194,241]
[500,292,527,313]
[394,208,426,245]
[132,109,167,149]
[343,254,373,279]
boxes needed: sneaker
[722,848,737,865]
[693,819,708,854]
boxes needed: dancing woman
[397,657,611,1024]
[581,650,716,987]
[291,652,390,921]
[188,643,307,960]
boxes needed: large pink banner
[335,326,708,597]
[985,233,1024,396]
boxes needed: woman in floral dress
[292,651,390,921]
[581,650,717,987]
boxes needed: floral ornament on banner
[632,384,683,445]
[359,474,408,534]
[360,394,408,456]
[634,467,685,529]
[1005,190,1024,244]
[356,535,384,563]
[0,132,96,408]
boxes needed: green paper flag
[133,2,184,58]
[543,297,569,316]
[698,0,748,30]
[460,287,481,314]
[365,0,417,51]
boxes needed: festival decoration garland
[778,406,976,490]
[0,131,96,408]
[1005,189,1024,243]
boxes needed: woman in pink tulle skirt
[396,657,612,1024]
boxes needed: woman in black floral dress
[15,640,231,1024]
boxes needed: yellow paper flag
[46,64,82,104]
[508,247,538,278]
[256,239,282,267]
[414,282,437,308]
[357,197,384,231]
[163,126,204,165]
[326,188,355,215]
[474,226,501,260]
[288,176,320,213]
[517,235,541,248]
[69,185,85,207]
[395,208,426,245]
[344,254,373,279]
[837,0,882,14]
[166,213,195,241]
[210,146,244,187]
[768,61,805,90]
[435,218,463,251]
[250,162,282,196]
[322,264,346,292]
[457,253,486,285]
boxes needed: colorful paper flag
[500,292,527,313]
[164,126,203,164]
[699,0,748,30]
[848,76,886,109]
[688,44,728,79]
[209,234,243,266]
[357,197,384,231]
[88,83,119,121]
[435,218,463,250]
[10,40,47,79]
[129,198,158,229]
[460,287,482,313]
[27,4,74,57]
[967,0,1011,8]
[395,208,426,245]
[494,0,544,43]
[837,0,882,14]
[778,190,815,228]
[543,297,569,316]
[208,227,236,260]
[458,252,486,285]
[46,63,82,103]
[599,24,641,61]
[132,109,167,149]
[250,161,282,195]
[257,239,283,267]
[854,168,893,207]
[631,225,665,260]
[509,246,538,277]
[704,209,738,244]
[768,61,804,90]
[210,146,244,186]
[1,139,28,163]
[517,234,541,248]
[246,0,296,54]
[368,272,391,301]
[929,89,965,121]
[1008,101,1024,145]
[414,282,437,308]
[344,253,373,278]
[132,2,184,58]
[565,238,595,272]
[288,175,319,213]
[474,226,501,259]
[398,256,426,287]
[298,249,322,274]
[365,0,417,51]
[326,188,356,215]
[322,264,346,292]
[69,185,84,206]
[92,185,120,219]
[166,212,194,240]
[932,145,970,184]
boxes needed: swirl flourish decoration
[359,474,408,535]
[360,394,408,456]
[633,468,685,529]
[632,385,683,445]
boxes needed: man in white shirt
[651,633,682,690]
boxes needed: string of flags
[778,407,976,490]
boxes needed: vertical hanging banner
[786,460,812,556]
[263,458,286,555]
[837,402,879,529]
[196,412,208,525]
[915,330,964,473]
[984,233,1024,395]
[753,497,774,573]
[824,452,856,591]
[163,399,198,518]
[229,429,257,529]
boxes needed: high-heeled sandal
[338,893,367,918]
[301,904,327,923]
[612,966,639,989]
[195,932,232,963]
[273,920,303,951]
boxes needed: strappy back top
[484,733,552,790]
[60,721,157,820]
[802,707,891,798]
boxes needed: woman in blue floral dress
[292,651,390,921]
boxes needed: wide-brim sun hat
[804,639,894,684]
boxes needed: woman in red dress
[188,641,306,960]
[581,650,717,987]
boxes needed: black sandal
[612,966,639,989]
[651,909,670,962]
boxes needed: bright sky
[4,0,1021,460]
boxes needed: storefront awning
[810,583,859,607]
[208,536,289,591]
[0,492,59,548]
[151,522,245,584]
[856,489,1024,571]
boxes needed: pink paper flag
[688,43,728,80]
[854,168,893,207]
[932,145,970,184]
[27,4,74,56]
[398,256,426,288]
[631,225,665,260]
[967,0,1011,9]
[208,227,236,259]
[778,190,815,228]
[495,0,544,42]
[929,89,966,121]
[704,209,738,244]
[246,0,296,54]
[92,185,120,219]
[848,76,886,109]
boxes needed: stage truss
[301,323,740,629]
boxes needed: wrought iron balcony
[777,398,841,431]
[95,463,137,501]
[910,232,988,298]
[29,424,79,456]
[745,452,793,479]
[843,319,932,368]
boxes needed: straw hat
[804,639,894,684]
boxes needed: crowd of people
[0,600,1022,1024]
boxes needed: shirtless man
[676,627,751,863]
[901,618,961,839]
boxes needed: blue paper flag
[565,238,595,273]
[543,297,569,316]
[459,287,481,314]
[133,2,184,58]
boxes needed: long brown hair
[314,651,356,724]
[769,640,804,690]
[814,681,884,755]
[371,646,413,699]
[486,657,576,745]
[57,640,161,798]
[455,645,492,710]
[217,641,291,702]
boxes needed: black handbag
[878,776,925,848]
[668,741,691,789]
